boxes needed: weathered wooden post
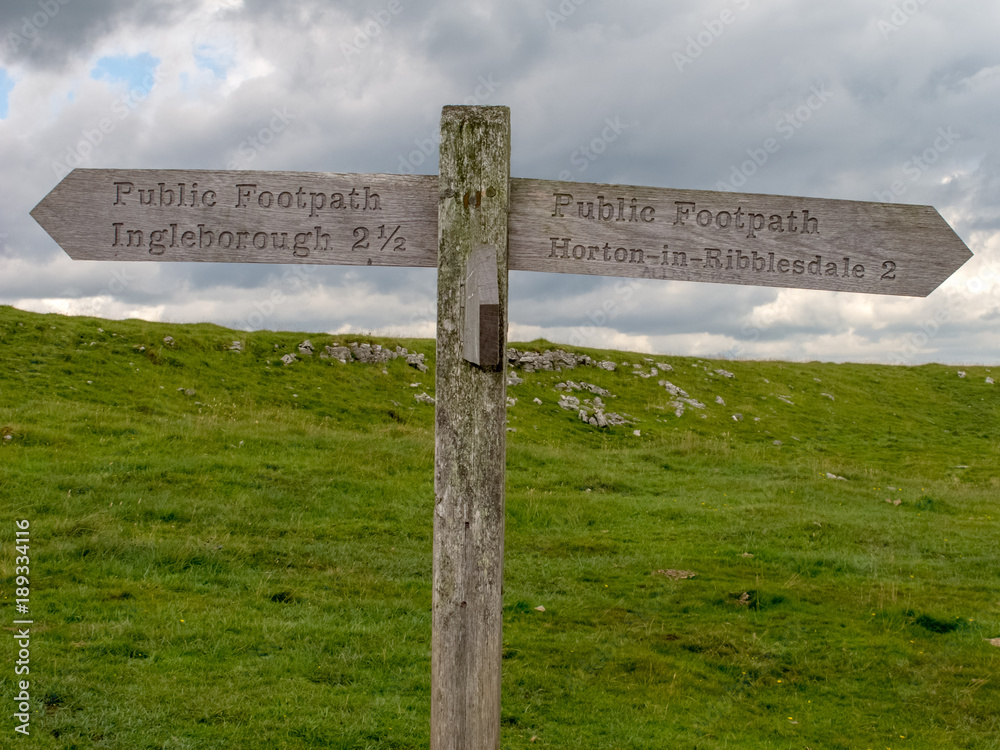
[30,104,975,747]
[431,105,510,749]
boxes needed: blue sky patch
[194,44,230,79]
[0,68,14,119]
[90,52,161,90]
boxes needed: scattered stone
[633,429,641,437]
[597,360,617,371]
[3,434,12,442]
[732,414,743,421]
[821,393,835,401]
[777,396,795,406]
[653,569,696,580]
[987,638,1000,648]
[884,498,902,506]
[593,396,604,410]
[506,397,517,407]
[534,606,546,612]
[715,369,735,378]
[298,340,314,355]
[958,371,966,378]
[657,363,673,371]
[658,380,689,398]
[716,395,725,405]
[987,377,995,385]
[606,413,628,426]
[595,411,608,428]
[580,382,611,397]
[184,388,196,397]
[507,372,524,387]
[559,395,581,411]
[773,440,782,446]
[325,345,352,362]
[741,552,754,558]
[533,398,542,405]
[406,352,429,372]
[163,336,175,346]
[506,348,592,372]
[280,354,297,365]
[414,392,435,405]
[825,473,847,481]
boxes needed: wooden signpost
[30,105,974,749]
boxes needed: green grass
[1,303,998,749]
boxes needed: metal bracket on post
[462,244,502,369]
[432,105,510,750]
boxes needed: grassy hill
[1,303,998,749]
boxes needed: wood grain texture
[462,245,501,368]
[30,169,438,268]
[31,171,973,297]
[432,106,510,750]
[507,178,974,297]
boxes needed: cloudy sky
[1,0,998,364]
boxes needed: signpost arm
[432,105,510,750]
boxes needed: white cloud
[1,0,997,364]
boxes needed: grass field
[1,303,999,749]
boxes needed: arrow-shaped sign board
[24,108,979,749]
[32,169,973,297]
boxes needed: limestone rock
[715,369,735,378]
[414,392,435,405]
[325,345,352,362]
[559,395,581,411]
[406,352,429,372]
[163,336,175,346]
[229,341,242,352]
[298,340,314,355]
[280,353,297,365]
